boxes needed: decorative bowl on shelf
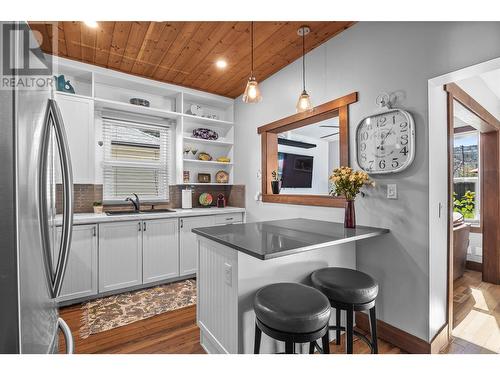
[215,170,229,184]
[216,156,231,163]
[198,152,213,161]
[192,128,219,141]
[130,98,150,107]
[199,193,213,206]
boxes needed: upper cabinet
[56,92,95,184]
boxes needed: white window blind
[102,117,171,202]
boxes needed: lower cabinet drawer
[215,213,243,224]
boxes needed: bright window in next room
[102,118,172,202]
[453,130,480,223]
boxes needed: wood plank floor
[440,270,500,354]
[59,303,403,354]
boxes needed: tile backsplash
[57,184,245,213]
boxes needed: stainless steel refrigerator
[0,22,74,354]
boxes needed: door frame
[444,82,500,339]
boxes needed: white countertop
[57,206,245,225]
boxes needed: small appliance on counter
[217,194,226,208]
[182,189,193,209]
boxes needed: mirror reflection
[276,116,340,195]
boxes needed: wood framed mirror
[257,92,357,207]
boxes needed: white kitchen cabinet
[99,221,142,293]
[142,218,179,283]
[179,215,216,276]
[55,224,98,302]
[55,93,94,184]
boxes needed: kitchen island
[192,218,388,354]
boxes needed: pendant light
[296,25,312,112]
[242,21,262,103]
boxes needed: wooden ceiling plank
[136,22,182,77]
[221,21,352,97]
[196,21,286,93]
[119,21,152,73]
[206,21,303,94]
[94,22,115,68]
[151,22,201,81]
[54,22,68,56]
[129,22,163,75]
[106,21,133,69]
[179,22,246,87]
[81,22,98,64]
[62,21,82,60]
[170,22,237,85]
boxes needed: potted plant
[93,201,103,214]
[329,166,373,228]
[271,170,281,194]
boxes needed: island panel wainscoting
[192,218,388,354]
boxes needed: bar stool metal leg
[335,308,341,345]
[254,323,262,354]
[346,306,354,354]
[285,341,294,354]
[309,342,315,354]
[369,306,378,354]
[321,330,330,354]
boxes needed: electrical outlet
[387,184,397,199]
[224,263,232,286]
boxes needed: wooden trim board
[355,312,432,354]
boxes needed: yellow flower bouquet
[329,166,374,228]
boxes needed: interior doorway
[444,80,500,352]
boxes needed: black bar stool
[253,282,331,354]
[310,267,379,354]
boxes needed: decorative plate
[198,152,213,161]
[199,193,213,206]
[190,104,203,116]
[215,170,229,184]
[192,128,219,140]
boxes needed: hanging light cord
[302,26,306,92]
[251,21,254,77]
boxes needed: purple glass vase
[344,200,356,228]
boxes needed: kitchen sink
[105,209,176,216]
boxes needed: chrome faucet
[125,193,140,212]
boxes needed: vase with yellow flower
[329,166,374,228]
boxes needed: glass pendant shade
[242,76,262,103]
[296,89,312,112]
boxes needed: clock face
[356,109,415,174]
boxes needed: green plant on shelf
[453,190,476,219]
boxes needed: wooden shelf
[183,136,233,146]
[94,98,181,120]
[183,159,233,166]
[183,113,234,127]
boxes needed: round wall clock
[355,109,415,174]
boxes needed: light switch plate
[387,184,397,199]
[224,263,232,286]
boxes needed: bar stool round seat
[310,267,379,354]
[253,283,331,354]
[311,267,378,305]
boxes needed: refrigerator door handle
[38,100,56,298]
[58,318,74,354]
[50,99,74,298]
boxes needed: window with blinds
[102,118,171,202]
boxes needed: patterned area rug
[80,279,196,339]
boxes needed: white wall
[234,22,500,342]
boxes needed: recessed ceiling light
[215,59,227,69]
[84,21,99,28]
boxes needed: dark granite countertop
[192,218,389,260]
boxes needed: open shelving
[51,56,236,187]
